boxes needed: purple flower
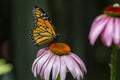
[32,42,87,80]
[89,3,120,48]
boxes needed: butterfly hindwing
[32,7,57,46]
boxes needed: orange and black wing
[31,7,57,46]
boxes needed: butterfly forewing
[32,7,58,46]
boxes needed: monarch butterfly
[31,7,59,46]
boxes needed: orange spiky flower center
[104,3,120,17]
[50,42,71,56]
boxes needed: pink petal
[52,56,60,80]
[44,56,56,80]
[36,52,51,75]
[90,14,107,31]
[89,16,109,45]
[69,55,83,79]
[40,51,53,78]
[32,50,48,77]
[70,53,87,73]
[101,17,113,47]
[60,57,67,80]
[113,18,120,44]
[36,47,49,57]
[62,55,76,78]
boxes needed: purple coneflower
[32,42,87,80]
[89,3,120,48]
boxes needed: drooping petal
[36,47,49,57]
[101,17,114,47]
[90,14,107,31]
[62,55,76,78]
[32,50,48,77]
[89,15,109,45]
[70,53,87,73]
[40,51,53,78]
[113,18,120,44]
[60,57,67,80]
[69,55,83,80]
[52,56,60,80]
[44,55,56,80]
[36,52,51,75]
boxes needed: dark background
[0,0,120,80]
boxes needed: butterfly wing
[32,7,57,46]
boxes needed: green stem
[57,74,60,80]
[111,45,118,80]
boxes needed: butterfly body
[31,7,58,46]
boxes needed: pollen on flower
[50,42,71,55]
[104,3,120,17]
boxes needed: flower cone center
[50,42,71,55]
[104,3,120,17]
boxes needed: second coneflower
[32,42,87,80]
[89,3,120,48]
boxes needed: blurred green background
[0,0,120,80]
